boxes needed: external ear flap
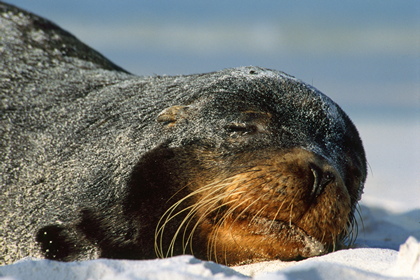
[157,105,189,127]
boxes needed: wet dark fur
[0,2,367,265]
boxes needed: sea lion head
[127,67,367,265]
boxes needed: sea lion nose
[309,163,335,200]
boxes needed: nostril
[322,171,335,186]
[309,163,335,199]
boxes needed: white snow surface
[0,117,419,280]
[0,237,419,280]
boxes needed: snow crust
[1,227,418,280]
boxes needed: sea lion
[0,2,367,266]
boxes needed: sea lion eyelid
[225,122,258,134]
[224,111,271,134]
[241,111,272,120]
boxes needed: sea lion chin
[1,2,367,266]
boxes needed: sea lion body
[0,2,367,266]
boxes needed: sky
[5,0,420,210]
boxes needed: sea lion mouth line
[249,216,330,259]
[246,214,313,239]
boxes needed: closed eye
[225,123,257,134]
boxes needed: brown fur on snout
[155,148,352,266]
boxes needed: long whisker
[201,179,258,261]
[209,195,260,263]
[288,190,301,227]
[206,179,261,262]
[160,180,234,257]
[181,190,246,254]
[187,196,242,258]
[155,174,249,258]
[181,176,254,255]
[155,180,227,257]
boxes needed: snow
[0,112,418,280]
[0,238,419,279]
[236,238,420,279]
